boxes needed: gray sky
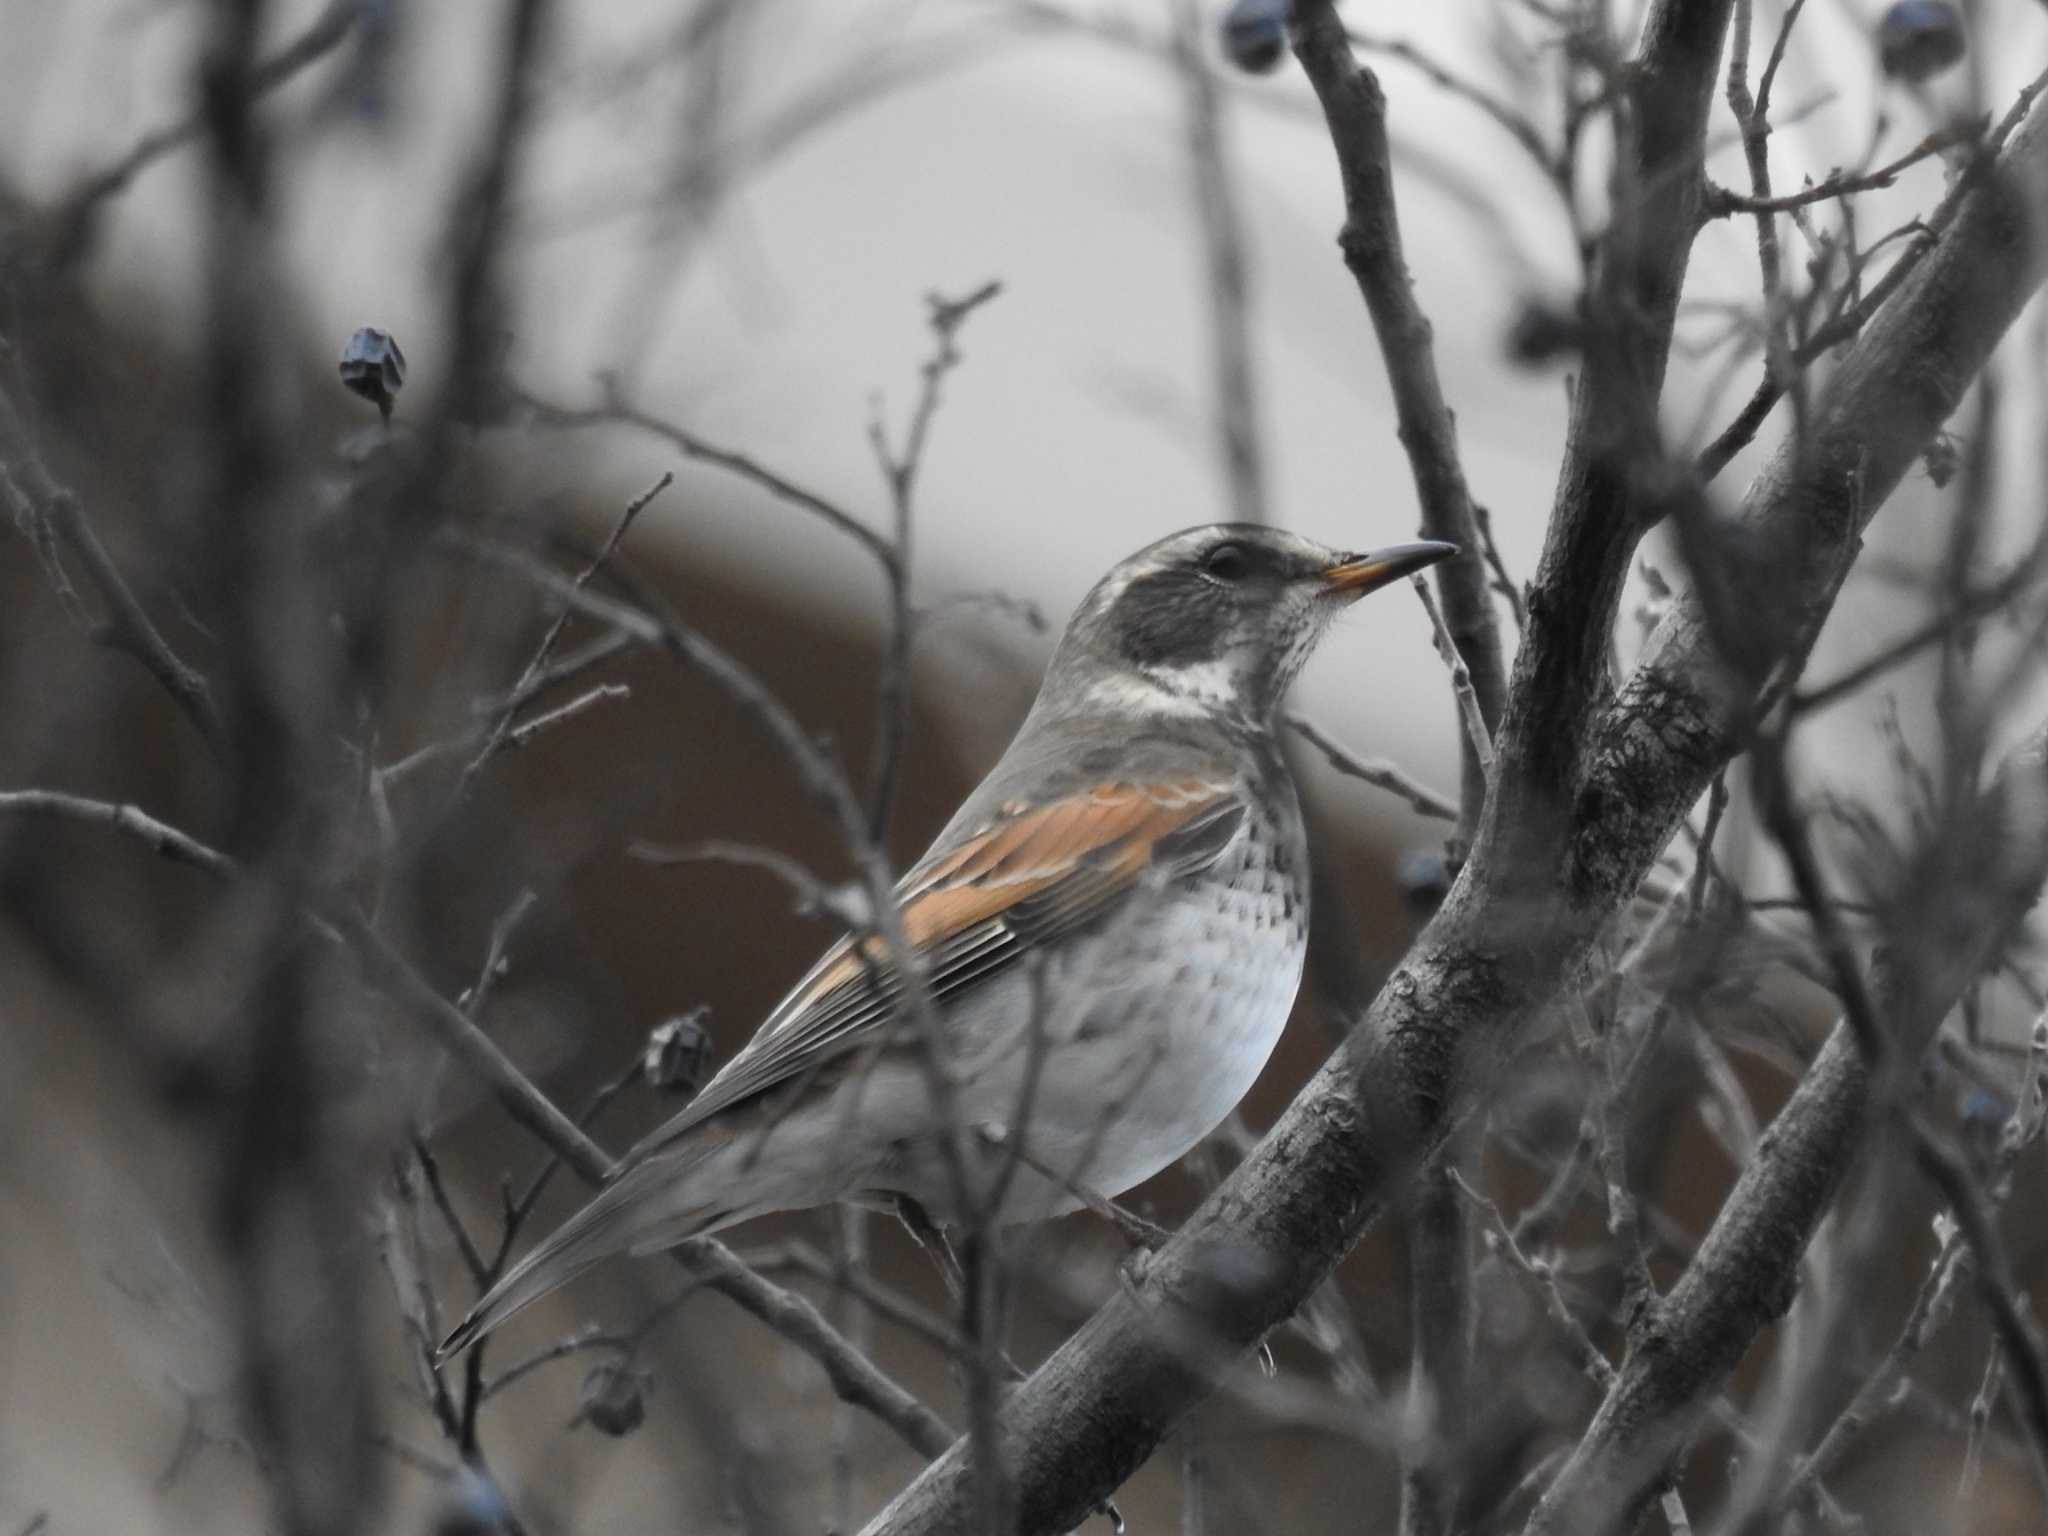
[9,0,2044,792]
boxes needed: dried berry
[1220,0,1290,75]
[1879,1,1966,83]
[577,1359,650,1437]
[1923,433,1960,488]
[1397,849,1453,915]
[643,1007,714,1098]
[1505,298,1584,367]
[432,1469,513,1536]
[337,327,407,420]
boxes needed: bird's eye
[1201,542,1250,581]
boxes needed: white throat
[1078,656,1254,722]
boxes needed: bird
[440,523,1454,1357]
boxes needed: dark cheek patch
[1116,571,1231,668]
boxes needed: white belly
[866,821,1309,1223]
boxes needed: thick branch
[861,47,2048,1536]
[1480,0,1732,888]
[1520,83,2048,1534]
[1525,727,2048,1535]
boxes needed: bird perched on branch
[441,524,1453,1356]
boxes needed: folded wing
[620,778,1247,1164]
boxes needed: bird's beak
[1316,540,1459,599]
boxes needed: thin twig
[831,1206,872,1536]
[738,1238,966,1361]
[413,1137,491,1288]
[630,837,869,933]
[367,1432,456,1483]
[1174,0,1265,525]
[1697,64,2048,482]
[1449,1168,1616,1388]
[1472,502,1526,630]
[448,530,978,1212]
[1346,27,1558,181]
[1959,1335,2007,1507]
[347,908,957,1459]
[48,0,364,266]
[1411,577,1496,782]
[973,1124,1172,1250]
[1399,1149,1471,1536]
[1911,1120,2048,1496]
[0,784,954,1460]
[1705,123,1975,218]
[460,471,670,790]
[518,381,897,573]
[0,789,235,879]
[1772,1223,1965,1518]
[1723,0,1796,397]
[469,631,633,716]
[0,386,223,749]
[1285,716,1457,821]
[379,684,632,786]
[1793,568,2047,714]
[493,1058,646,1272]
[864,280,1003,839]
[1293,0,1506,850]
[503,683,630,750]
[461,888,539,1019]
[480,1324,634,1401]
[1750,731,1889,1065]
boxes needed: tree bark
[862,50,2048,1536]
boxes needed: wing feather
[617,780,1245,1167]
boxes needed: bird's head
[1042,523,1457,726]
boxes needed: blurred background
[4,1,2048,1532]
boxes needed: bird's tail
[436,1148,720,1361]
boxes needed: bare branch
[460,470,670,789]
[863,280,1002,838]
[1705,122,1977,218]
[1173,0,1266,525]
[517,381,897,575]
[862,16,2048,1534]
[344,908,957,1460]
[1526,724,2048,1534]
[1410,575,1496,784]
[1697,65,2048,483]
[0,782,952,1461]
[1292,0,1506,848]
[412,1138,491,1289]
[480,1324,635,1402]
[1451,1168,1616,1390]
[47,0,364,267]
[1773,1222,1966,1517]
[0,387,223,749]
[1285,715,1457,822]
[445,531,980,1210]
[631,837,870,934]
[0,789,236,880]
[1346,27,1557,183]
[1398,1154,1472,1536]
[1911,1121,2048,1494]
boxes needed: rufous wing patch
[761,783,1237,1030]
[619,780,1243,1160]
